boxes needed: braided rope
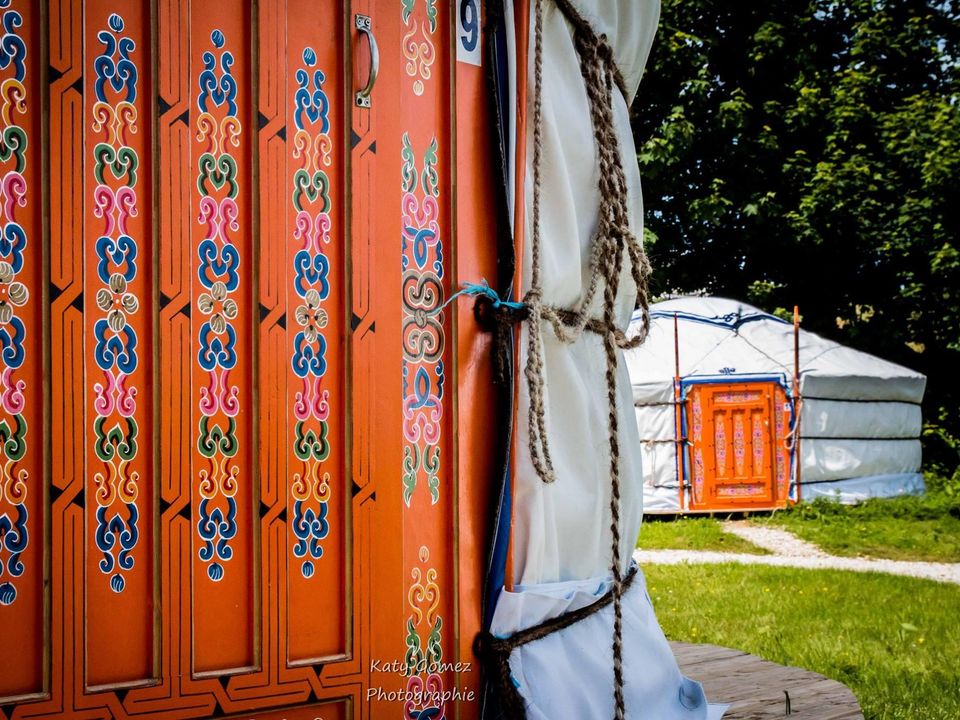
[524,0,556,484]
[521,1,653,718]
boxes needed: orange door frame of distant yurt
[686,382,791,512]
[0,1,495,718]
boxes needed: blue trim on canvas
[640,307,791,331]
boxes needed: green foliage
[923,411,960,494]
[753,490,960,561]
[646,564,960,720]
[637,517,769,554]
[633,0,960,471]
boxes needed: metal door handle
[355,14,378,108]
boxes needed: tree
[633,0,960,477]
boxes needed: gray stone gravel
[633,522,960,585]
[721,521,830,557]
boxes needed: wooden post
[793,305,802,502]
[674,313,685,510]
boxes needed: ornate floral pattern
[401,126,446,711]
[404,546,445,719]
[692,449,704,505]
[690,391,703,504]
[0,0,28,605]
[401,0,437,96]
[716,484,765,498]
[732,413,746,477]
[196,29,241,582]
[401,133,443,507]
[775,389,789,499]
[91,12,142,594]
[715,391,761,403]
[290,47,332,580]
[752,412,765,475]
[714,414,728,477]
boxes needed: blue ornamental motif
[403,222,439,273]
[197,30,237,116]
[197,238,241,290]
[197,497,238,582]
[93,14,138,103]
[0,316,25,368]
[410,366,439,410]
[293,248,330,298]
[93,320,138,373]
[0,221,26,272]
[0,5,26,82]
[198,322,238,370]
[0,505,27,605]
[294,48,330,133]
[94,504,139,593]
[292,500,329,579]
[95,234,137,282]
[291,332,327,378]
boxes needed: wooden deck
[672,642,864,719]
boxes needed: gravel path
[721,521,830,557]
[634,522,960,585]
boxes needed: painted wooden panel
[397,2,457,716]
[0,0,493,716]
[45,0,87,713]
[188,1,256,675]
[83,0,155,688]
[283,0,347,664]
[0,0,44,700]
[687,382,790,511]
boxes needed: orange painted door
[687,382,790,511]
[0,0,494,718]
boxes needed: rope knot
[473,631,508,665]
[473,631,528,718]
[473,293,530,332]
[612,221,634,243]
[431,281,529,386]
[596,33,615,62]
[522,287,543,305]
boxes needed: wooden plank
[672,642,863,720]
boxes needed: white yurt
[625,296,926,513]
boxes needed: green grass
[644,563,960,720]
[752,492,960,562]
[637,517,769,554]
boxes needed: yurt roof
[625,296,926,405]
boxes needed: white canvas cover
[490,2,725,718]
[624,296,926,512]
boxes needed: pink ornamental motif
[732,414,746,477]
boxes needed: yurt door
[0,0,492,717]
[687,382,790,510]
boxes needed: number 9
[460,0,478,53]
